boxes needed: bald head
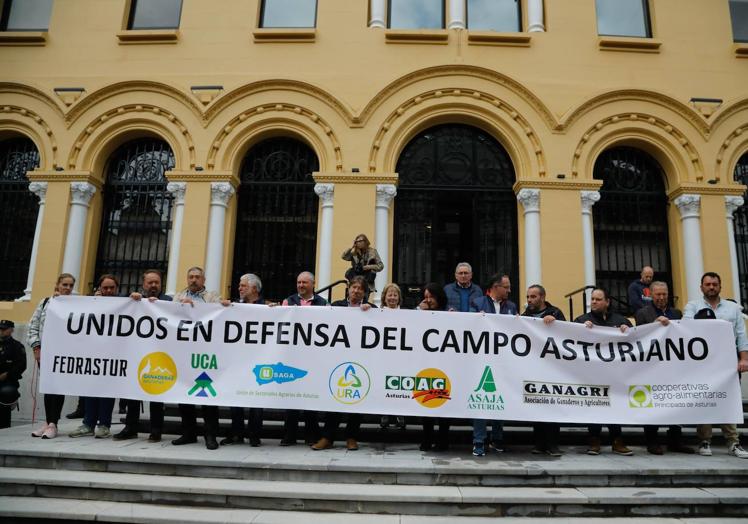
[296,272,315,299]
[640,266,654,285]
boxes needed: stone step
[2,497,746,524]
[1,467,747,518]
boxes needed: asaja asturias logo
[138,352,177,395]
[629,385,653,408]
[329,362,370,405]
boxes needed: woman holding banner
[417,283,451,451]
[28,273,76,440]
[379,283,406,431]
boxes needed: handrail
[565,284,632,320]
[564,285,592,299]
[314,279,348,303]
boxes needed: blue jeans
[472,419,503,445]
[83,397,115,428]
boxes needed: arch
[0,106,58,170]
[0,82,65,119]
[211,110,337,173]
[572,115,702,186]
[69,106,195,176]
[707,96,748,136]
[373,96,541,179]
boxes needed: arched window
[231,137,319,301]
[593,146,672,313]
[732,152,748,310]
[94,138,175,295]
[394,123,518,307]
[0,137,40,300]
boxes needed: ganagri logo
[467,366,504,412]
[138,352,177,395]
[628,385,653,408]
[385,368,451,409]
[329,362,370,404]
[253,362,308,385]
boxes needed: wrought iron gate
[0,137,40,300]
[732,152,748,311]
[94,138,175,296]
[231,137,319,302]
[593,146,673,313]
[394,124,518,307]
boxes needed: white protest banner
[40,296,743,424]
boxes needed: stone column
[448,0,466,29]
[374,184,397,303]
[725,196,744,305]
[62,182,96,293]
[674,194,704,303]
[517,188,541,290]
[17,181,48,301]
[580,191,601,302]
[527,0,545,32]
[369,0,385,28]
[314,183,335,289]
[165,182,187,296]
[204,182,235,295]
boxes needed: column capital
[210,182,235,207]
[167,181,187,205]
[375,184,397,208]
[70,181,96,206]
[673,194,701,219]
[28,181,48,203]
[516,188,540,212]
[725,195,744,218]
[314,183,335,206]
[580,190,601,213]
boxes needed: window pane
[730,0,748,42]
[595,0,650,37]
[129,0,183,30]
[261,0,317,28]
[3,0,52,31]
[389,0,443,29]
[467,0,520,32]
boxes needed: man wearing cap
[684,271,748,459]
[0,320,27,429]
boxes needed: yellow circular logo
[138,352,177,395]
[412,368,451,408]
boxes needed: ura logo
[329,362,370,405]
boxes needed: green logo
[628,385,652,408]
[474,366,497,393]
[468,366,504,411]
[188,371,217,397]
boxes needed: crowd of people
[1,234,746,461]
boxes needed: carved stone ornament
[314,183,335,205]
[516,188,540,213]
[210,182,235,207]
[375,184,397,208]
[28,181,48,203]
[167,181,187,205]
[580,190,601,213]
[725,195,745,218]
[673,194,701,219]
[69,182,96,206]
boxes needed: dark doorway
[732,151,748,311]
[393,124,518,308]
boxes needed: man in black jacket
[634,281,695,455]
[574,287,633,456]
[522,285,565,456]
[0,320,26,429]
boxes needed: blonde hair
[381,283,402,308]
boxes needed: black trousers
[283,409,319,440]
[229,407,263,439]
[422,417,450,445]
[588,424,622,440]
[320,412,361,442]
[533,422,561,449]
[44,393,65,425]
[644,425,683,445]
[124,399,164,433]
[178,403,219,436]
[0,383,19,429]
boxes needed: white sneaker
[42,423,58,439]
[94,426,111,439]
[728,443,748,459]
[31,423,49,437]
[698,440,712,456]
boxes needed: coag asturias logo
[138,352,177,395]
[253,362,308,385]
[329,362,370,404]
[628,385,653,408]
[385,368,451,408]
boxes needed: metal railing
[315,279,348,303]
[564,285,631,320]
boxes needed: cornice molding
[26,170,100,187]
[314,172,398,185]
[513,179,602,192]
[667,183,747,200]
[166,170,238,185]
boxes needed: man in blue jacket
[444,262,483,312]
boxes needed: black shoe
[112,427,138,441]
[220,435,244,446]
[279,437,296,446]
[65,409,84,419]
[434,441,449,452]
[147,432,161,443]
[249,437,261,447]
[171,434,197,446]
[419,441,432,452]
[205,435,219,450]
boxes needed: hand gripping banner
[40,296,744,424]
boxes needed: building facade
[1,0,747,321]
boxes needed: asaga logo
[629,385,653,408]
[329,362,370,404]
[138,352,177,395]
[467,366,504,412]
[386,368,451,408]
[253,362,308,385]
